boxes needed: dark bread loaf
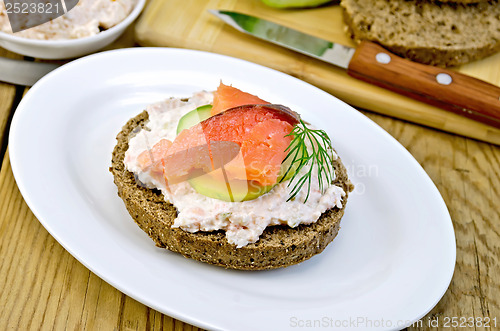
[110,111,354,270]
[341,0,500,67]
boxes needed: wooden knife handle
[347,41,500,128]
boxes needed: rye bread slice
[110,111,353,270]
[341,0,500,67]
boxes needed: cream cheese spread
[0,0,135,39]
[124,92,346,247]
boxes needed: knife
[0,57,59,86]
[209,10,500,129]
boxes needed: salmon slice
[239,119,293,185]
[137,139,172,174]
[163,104,299,186]
[211,82,270,116]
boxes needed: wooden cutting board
[134,0,500,145]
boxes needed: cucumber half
[189,171,275,202]
[176,104,213,135]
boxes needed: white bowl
[0,0,145,59]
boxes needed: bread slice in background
[341,0,500,67]
[110,111,353,270]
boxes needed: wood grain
[134,0,500,145]
[0,48,23,156]
[1,2,500,329]
[0,150,203,330]
[348,41,500,128]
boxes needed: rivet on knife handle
[347,41,500,128]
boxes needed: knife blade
[209,9,500,129]
[0,57,59,86]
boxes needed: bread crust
[341,0,500,67]
[110,111,353,270]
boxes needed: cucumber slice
[277,138,304,183]
[189,171,274,202]
[189,143,304,202]
[176,105,212,135]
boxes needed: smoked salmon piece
[137,82,300,190]
[137,139,172,174]
[211,82,269,116]
[164,104,299,186]
[239,119,293,185]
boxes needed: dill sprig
[280,119,335,203]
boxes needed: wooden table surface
[1,18,500,331]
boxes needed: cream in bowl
[0,0,145,59]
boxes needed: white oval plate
[9,48,455,331]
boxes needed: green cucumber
[176,105,213,135]
[189,174,274,202]
[189,143,304,202]
[277,138,304,183]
